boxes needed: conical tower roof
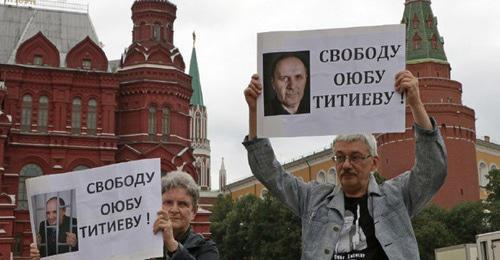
[402,0,448,64]
[189,32,204,106]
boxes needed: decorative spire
[189,32,204,106]
[193,31,196,48]
[219,157,227,192]
[402,0,447,64]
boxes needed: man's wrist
[249,109,257,140]
[165,239,179,253]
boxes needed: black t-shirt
[332,195,388,260]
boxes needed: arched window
[21,95,32,132]
[33,55,43,66]
[491,164,497,171]
[73,165,89,171]
[479,162,489,187]
[202,114,207,139]
[413,33,422,50]
[327,168,337,185]
[162,107,170,136]
[316,170,326,183]
[38,96,49,133]
[18,164,43,209]
[71,98,81,134]
[87,99,97,135]
[412,13,420,29]
[148,106,156,135]
[426,15,434,28]
[431,34,439,49]
[153,23,161,41]
[189,111,194,140]
[82,59,92,70]
[195,112,201,139]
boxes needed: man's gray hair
[332,134,378,157]
[161,170,200,209]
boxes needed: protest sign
[257,24,406,137]
[27,159,163,260]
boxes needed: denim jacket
[243,120,447,260]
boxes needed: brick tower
[116,0,196,177]
[376,0,480,208]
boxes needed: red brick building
[377,0,479,208]
[0,0,212,258]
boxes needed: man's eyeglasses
[332,154,372,164]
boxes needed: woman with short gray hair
[161,170,200,211]
[153,170,219,260]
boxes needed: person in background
[152,170,219,260]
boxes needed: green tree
[209,194,233,253]
[445,201,489,243]
[487,200,500,230]
[219,195,258,260]
[248,193,301,259]
[210,193,301,260]
[485,169,500,203]
[484,168,500,230]
[412,205,457,260]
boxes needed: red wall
[377,63,480,208]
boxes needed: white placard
[257,24,406,137]
[27,159,163,260]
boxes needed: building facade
[477,136,500,200]
[0,0,213,257]
[226,148,336,200]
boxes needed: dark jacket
[153,227,219,260]
[39,216,78,257]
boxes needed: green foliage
[485,169,500,202]
[412,205,457,260]
[210,193,301,260]
[411,169,500,259]
[248,193,301,259]
[446,201,490,243]
[209,194,233,252]
[221,195,258,260]
[487,200,500,230]
[484,169,500,231]
[413,201,500,259]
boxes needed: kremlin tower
[377,0,479,208]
